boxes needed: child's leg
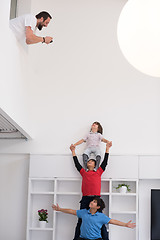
[83,148,91,170]
[82,154,89,170]
[94,147,101,170]
[95,155,101,170]
[101,224,109,240]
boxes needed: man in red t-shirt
[70,141,112,240]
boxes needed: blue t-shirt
[76,209,111,239]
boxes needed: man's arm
[109,219,136,229]
[70,144,82,172]
[73,139,84,147]
[25,27,53,44]
[52,204,77,215]
[100,141,112,171]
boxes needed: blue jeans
[73,196,109,240]
[78,238,102,240]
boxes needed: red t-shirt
[80,167,104,196]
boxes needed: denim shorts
[84,146,101,157]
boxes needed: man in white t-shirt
[10,11,53,44]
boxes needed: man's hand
[126,220,136,229]
[70,144,75,152]
[26,27,53,45]
[52,204,61,211]
[108,141,112,148]
[106,141,112,153]
[44,36,53,44]
[70,144,76,156]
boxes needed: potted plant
[38,209,48,228]
[116,183,131,194]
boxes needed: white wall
[1,0,160,240]
[0,154,29,240]
[0,0,33,138]
[1,0,160,155]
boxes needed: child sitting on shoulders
[73,122,110,170]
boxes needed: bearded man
[10,11,53,44]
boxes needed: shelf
[100,192,110,195]
[56,179,81,193]
[111,180,137,194]
[30,179,54,193]
[110,211,136,214]
[30,178,55,180]
[56,178,81,181]
[111,193,136,196]
[101,180,110,193]
[56,192,81,195]
[27,177,138,240]
[31,192,54,195]
[29,228,53,231]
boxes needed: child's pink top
[83,132,103,148]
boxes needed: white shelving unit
[109,179,138,240]
[26,178,138,240]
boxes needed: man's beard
[38,24,43,31]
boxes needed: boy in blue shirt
[52,197,136,240]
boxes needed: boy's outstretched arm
[52,204,77,215]
[109,219,136,229]
[70,144,82,172]
[100,141,112,171]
